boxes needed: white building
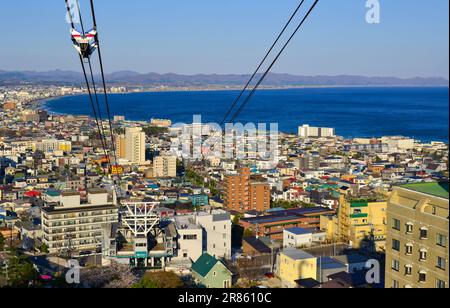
[195,210,232,259]
[174,215,203,262]
[283,227,326,248]
[381,136,415,152]
[298,124,335,138]
[41,189,119,254]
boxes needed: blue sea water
[44,87,449,142]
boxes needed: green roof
[191,253,219,278]
[401,182,449,200]
[45,191,61,197]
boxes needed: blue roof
[266,207,285,213]
[318,257,347,270]
[285,227,311,235]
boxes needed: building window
[392,259,400,272]
[418,271,427,283]
[405,265,412,276]
[405,244,413,255]
[392,239,401,252]
[436,233,447,248]
[392,280,399,288]
[213,271,217,277]
[436,279,446,289]
[405,223,413,234]
[419,228,428,239]
[393,219,401,231]
[437,256,446,270]
[419,249,427,261]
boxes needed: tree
[133,271,183,289]
[0,233,5,251]
[7,255,39,288]
[243,229,255,238]
[143,126,169,137]
[81,263,138,288]
[40,243,49,254]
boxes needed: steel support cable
[78,56,110,174]
[75,0,112,170]
[219,0,306,127]
[89,0,119,168]
[207,0,318,157]
[89,0,123,202]
[229,0,319,123]
[208,0,320,156]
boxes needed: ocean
[43,87,449,142]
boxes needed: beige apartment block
[385,182,449,288]
[153,155,177,178]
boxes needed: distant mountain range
[0,69,448,87]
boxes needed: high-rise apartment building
[41,189,119,254]
[223,167,270,213]
[385,182,449,289]
[249,182,271,212]
[153,155,177,178]
[116,127,146,164]
[115,134,126,159]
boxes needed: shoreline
[29,87,450,144]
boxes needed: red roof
[24,191,41,197]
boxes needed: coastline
[29,87,450,144]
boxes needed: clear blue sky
[0,0,448,78]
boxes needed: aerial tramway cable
[89,0,120,171]
[209,0,320,155]
[65,0,110,173]
[219,0,306,126]
[76,0,112,168]
[65,0,122,201]
[229,0,320,124]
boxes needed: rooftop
[285,227,312,235]
[282,248,315,260]
[400,182,449,200]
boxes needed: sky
[0,0,448,78]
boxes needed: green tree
[7,255,39,288]
[243,229,255,238]
[142,126,169,137]
[133,271,183,289]
[40,243,49,254]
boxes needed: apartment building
[223,167,250,212]
[223,167,270,212]
[385,182,449,289]
[34,139,72,153]
[337,194,387,251]
[153,155,177,178]
[174,215,203,262]
[196,210,232,260]
[298,124,335,138]
[41,189,119,254]
[115,127,146,164]
[249,182,271,212]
